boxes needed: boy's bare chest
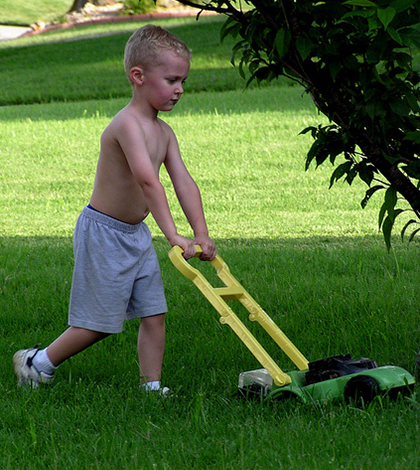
[143,124,168,168]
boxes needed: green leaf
[390,0,418,13]
[366,100,386,119]
[367,15,382,31]
[409,228,420,243]
[329,161,352,188]
[305,140,322,170]
[328,61,341,80]
[377,6,396,30]
[299,126,316,136]
[341,9,375,19]
[316,150,330,167]
[378,187,398,233]
[378,201,387,228]
[404,131,420,144]
[380,150,400,165]
[361,185,384,209]
[249,59,259,76]
[254,66,271,82]
[238,60,246,79]
[384,186,398,213]
[342,55,359,71]
[401,160,420,179]
[344,0,376,6]
[382,216,393,251]
[404,92,420,113]
[358,163,375,186]
[389,98,411,116]
[401,219,419,241]
[296,36,315,61]
[273,29,291,60]
[393,208,405,222]
[366,33,388,63]
[345,167,358,185]
[220,17,240,42]
[395,52,414,70]
[400,28,420,49]
[230,40,246,66]
[387,26,403,45]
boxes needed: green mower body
[239,355,415,404]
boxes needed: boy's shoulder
[103,105,143,137]
[157,117,175,135]
[102,107,177,150]
[109,105,136,128]
[107,106,173,134]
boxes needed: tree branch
[176,0,242,19]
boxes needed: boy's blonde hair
[124,25,192,83]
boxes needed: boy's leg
[13,326,109,388]
[138,314,165,384]
[46,326,110,367]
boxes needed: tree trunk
[68,0,114,12]
[68,0,91,12]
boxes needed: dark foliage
[176,0,420,249]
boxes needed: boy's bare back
[89,104,173,225]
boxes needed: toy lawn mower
[169,246,415,405]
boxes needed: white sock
[33,348,57,375]
[141,380,161,391]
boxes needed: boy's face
[141,50,190,112]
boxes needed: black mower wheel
[344,375,380,405]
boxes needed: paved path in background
[0,25,31,41]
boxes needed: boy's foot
[156,386,171,397]
[13,348,54,389]
[140,384,172,397]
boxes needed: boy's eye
[167,78,187,85]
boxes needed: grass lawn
[1,15,419,470]
[0,17,283,106]
[0,0,72,26]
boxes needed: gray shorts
[68,206,168,334]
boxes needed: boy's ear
[130,66,144,86]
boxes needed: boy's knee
[141,313,166,328]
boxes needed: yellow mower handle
[168,245,309,387]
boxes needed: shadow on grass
[1,234,419,384]
[1,234,418,470]
[0,84,310,123]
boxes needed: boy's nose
[175,83,184,95]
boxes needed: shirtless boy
[13,25,216,393]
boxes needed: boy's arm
[116,118,196,259]
[164,128,216,261]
